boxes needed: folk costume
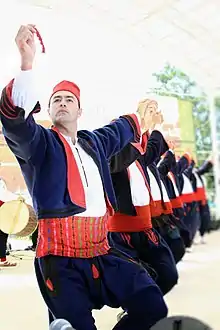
[196,160,213,239]
[0,70,167,330]
[146,160,185,264]
[157,150,191,248]
[186,159,212,243]
[182,160,201,244]
[173,154,198,246]
[108,131,178,296]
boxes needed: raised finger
[17,25,35,37]
[18,30,34,42]
[27,24,36,33]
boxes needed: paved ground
[1,231,220,330]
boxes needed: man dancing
[109,104,178,296]
[157,149,191,248]
[0,25,167,330]
[195,156,213,243]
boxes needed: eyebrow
[53,95,76,101]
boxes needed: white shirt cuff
[12,70,39,119]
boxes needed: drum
[0,197,38,237]
[151,316,212,329]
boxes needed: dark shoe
[25,246,36,251]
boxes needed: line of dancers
[0,24,214,329]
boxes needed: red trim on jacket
[128,113,141,140]
[52,127,86,209]
[1,79,18,119]
[0,79,41,119]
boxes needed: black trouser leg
[0,230,8,260]
[31,226,38,248]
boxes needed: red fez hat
[51,80,80,104]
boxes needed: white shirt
[147,168,161,201]
[182,174,194,194]
[147,167,170,202]
[168,172,180,197]
[193,170,203,188]
[129,162,150,206]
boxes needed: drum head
[151,316,212,329]
[0,199,29,235]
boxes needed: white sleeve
[12,70,39,119]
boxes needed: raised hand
[137,98,159,132]
[153,112,164,126]
[15,24,36,70]
[150,111,164,131]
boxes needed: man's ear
[78,108,82,118]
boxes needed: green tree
[152,63,213,194]
[152,63,211,161]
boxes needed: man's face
[48,90,81,125]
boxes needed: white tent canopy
[1,0,220,126]
[2,0,220,215]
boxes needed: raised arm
[109,112,168,173]
[144,130,169,166]
[197,159,213,175]
[157,149,176,177]
[175,152,191,174]
[109,142,141,173]
[91,98,168,161]
[0,25,47,164]
[184,160,195,179]
[91,113,141,160]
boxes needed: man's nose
[60,100,67,107]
